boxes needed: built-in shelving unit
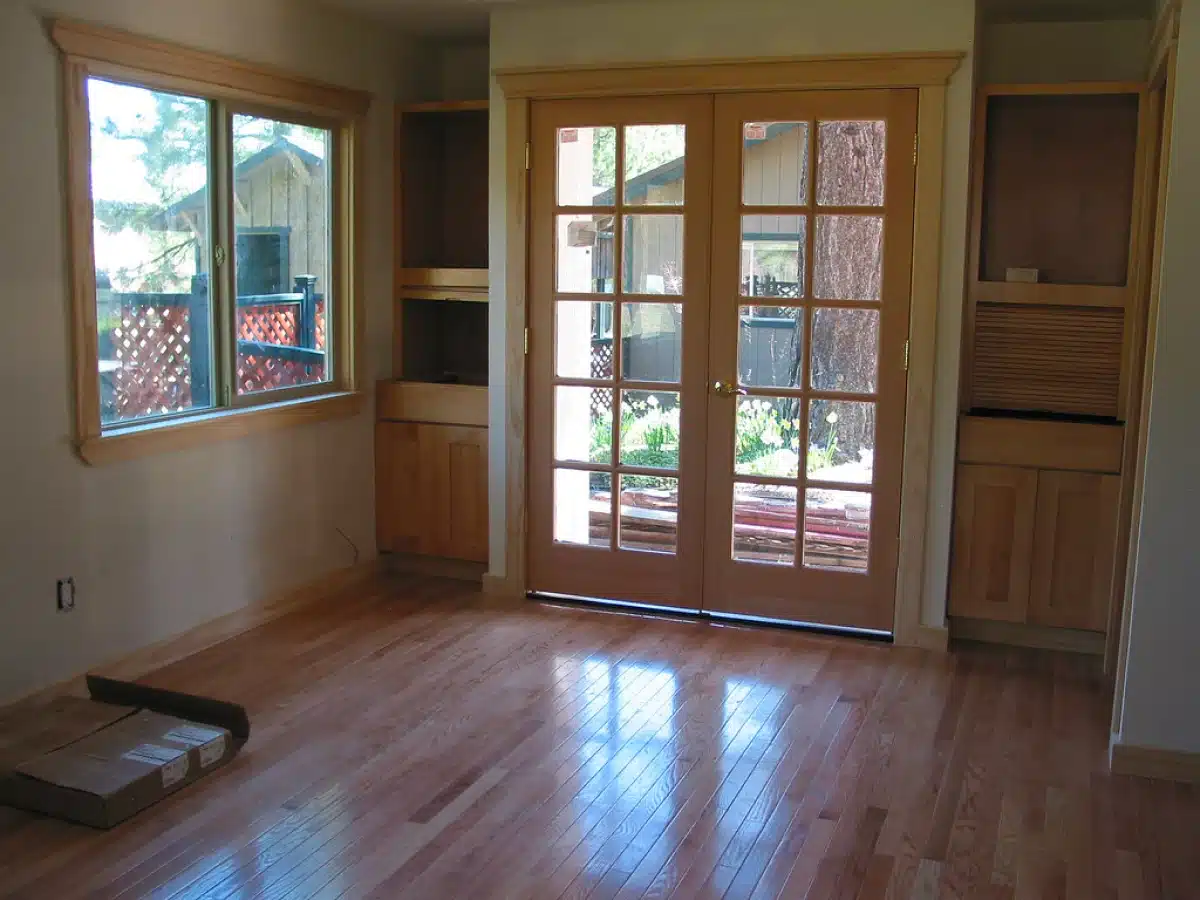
[950,80,1154,652]
[964,84,1142,420]
[378,99,491,569]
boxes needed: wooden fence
[101,274,326,424]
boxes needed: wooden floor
[1,574,1197,900]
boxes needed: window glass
[89,78,213,425]
[232,113,333,396]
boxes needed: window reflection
[551,655,680,881]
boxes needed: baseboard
[1,559,380,716]
[1111,741,1200,784]
[949,616,1105,655]
[381,552,486,583]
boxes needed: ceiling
[322,0,1156,38]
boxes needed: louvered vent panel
[971,304,1124,418]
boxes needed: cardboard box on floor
[0,675,249,829]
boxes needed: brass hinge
[524,327,530,355]
[525,141,531,171]
[904,340,910,372]
[214,245,226,267]
[913,133,918,165]
[222,384,231,405]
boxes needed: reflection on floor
[2,573,1197,899]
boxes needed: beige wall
[487,0,976,630]
[981,20,1151,83]
[1116,1,1200,755]
[0,0,414,703]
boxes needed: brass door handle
[712,380,747,397]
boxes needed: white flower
[646,395,659,407]
[826,411,839,424]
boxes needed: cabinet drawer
[958,415,1123,473]
[377,380,487,427]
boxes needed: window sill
[78,391,366,466]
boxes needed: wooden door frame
[490,52,963,649]
[1110,0,1180,733]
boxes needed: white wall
[487,0,976,630]
[1116,1,1200,755]
[982,20,1151,83]
[0,0,414,703]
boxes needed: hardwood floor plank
[0,575,1195,900]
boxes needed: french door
[527,89,917,632]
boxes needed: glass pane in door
[557,214,616,293]
[738,306,803,388]
[740,216,806,299]
[621,303,682,383]
[733,482,797,564]
[809,307,879,393]
[813,215,883,300]
[742,121,810,206]
[624,125,686,206]
[619,475,679,553]
[735,396,801,478]
[622,215,684,294]
[556,301,614,379]
[555,470,612,547]
[558,126,616,206]
[816,120,886,207]
[619,390,680,470]
[803,488,870,572]
[806,399,875,485]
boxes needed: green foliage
[92,83,326,292]
[591,127,686,192]
[588,394,844,485]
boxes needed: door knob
[712,380,747,397]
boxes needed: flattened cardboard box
[0,676,249,829]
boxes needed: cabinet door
[1029,471,1119,631]
[376,422,425,554]
[949,464,1038,623]
[421,425,489,563]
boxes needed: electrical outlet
[57,577,76,613]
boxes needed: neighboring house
[169,137,329,295]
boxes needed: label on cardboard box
[161,754,189,788]
[164,725,226,768]
[122,743,189,788]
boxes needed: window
[54,19,369,463]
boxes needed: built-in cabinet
[952,461,1120,632]
[949,80,1153,651]
[376,100,490,570]
[376,418,488,563]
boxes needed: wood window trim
[53,19,369,465]
[489,57,960,650]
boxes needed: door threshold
[528,592,893,644]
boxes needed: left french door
[527,95,714,608]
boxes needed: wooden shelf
[377,381,487,428]
[969,281,1126,309]
[398,267,489,290]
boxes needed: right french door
[527,88,918,633]
[702,90,917,631]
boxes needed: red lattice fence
[109,304,194,421]
[103,279,327,423]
